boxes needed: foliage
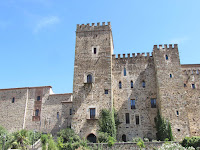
[0,125,9,150]
[136,138,145,148]
[98,109,116,139]
[57,128,80,143]
[181,136,200,149]
[154,110,174,141]
[27,130,41,145]
[97,132,109,143]
[9,129,30,150]
[47,135,58,150]
[41,134,48,150]
[143,138,149,142]
[114,109,121,129]
[132,137,142,142]
[158,142,195,150]
[107,136,115,147]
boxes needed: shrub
[41,134,48,150]
[158,142,195,150]
[97,132,109,143]
[107,136,115,147]
[47,135,58,150]
[57,128,80,143]
[181,136,200,149]
[136,138,145,148]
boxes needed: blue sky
[0,0,200,93]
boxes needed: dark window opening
[125,113,130,124]
[35,109,39,116]
[119,81,122,89]
[94,48,97,54]
[131,99,136,109]
[142,81,145,88]
[12,97,15,103]
[122,134,127,142]
[177,129,180,132]
[166,55,168,60]
[124,67,126,76]
[87,134,96,143]
[90,108,95,119]
[37,96,41,101]
[184,84,187,87]
[105,90,108,94]
[136,115,139,125]
[57,112,59,119]
[70,109,72,115]
[176,111,179,116]
[192,84,195,89]
[170,74,172,78]
[131,81,133,88]
[87,74,92,83]
[151,99,156,108]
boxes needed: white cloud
[34,16,60,33]
[169,37,189,44]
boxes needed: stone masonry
[0,22,199,142]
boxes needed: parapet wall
[112,52,153,59]
[76,22,111,32]
[153,44,178,50]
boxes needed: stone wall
[112,54,157,141]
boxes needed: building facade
[0,22,199,142]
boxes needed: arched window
[166,55,168,60]
[170,74,172,78]
[124,67,126,76]
[35,109,39,116]
[119,81,122,89]
[142,81,145,88]
[122,134,126,142]
[131,81,133,88]
[87,74,92,83]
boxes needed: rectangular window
[125,113,130,124]
[176,111,179,116]
[70,109,72,115]
[151,99,156,108]
[12,97,15,103]
[105,90,108,94]
[184,84,187,87]
[94,48,96,54]
[142,81,145,88]
[37,96,41,101]
[90,108,95,119]
[35,109,39,116]
[131,99,136,109]
[192,84,195,89]
[135,115,139,125]
[57,112,59,119]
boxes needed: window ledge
[87,118,98,120]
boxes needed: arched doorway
[87,133,96,143]
[122,134,126,142]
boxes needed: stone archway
[122,134,127,142]
[87,133,96,143]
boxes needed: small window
[151,99,156,108]
[192,84,195,89]
[125,113,130,124]
[131,99,135,109]
[176,111,179,116]
[135,115,139,125]
[105,90,108,94]
[37,96,41,101]
[170,74,172,78]
[35,109,39,116]
[142,81,145,88]
[70,109,72,115]
[93,48,97,54]
[119,81,122,89]
[177,129,180,132]
[90,108,95,119]
[87,74,92,83]
[124,67,126,76]
[12,97,15,103]
[122,134,126,142]
[184,84,187,87]
[166,55,168,60]
[131,81,133,88]
[57,112,59,119]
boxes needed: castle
[0,22,199,142]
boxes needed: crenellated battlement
[76,22,111,32]
[182,69,200,75]
[112,52,153,59]
[153,44,178,50]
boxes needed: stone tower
[72,22,114,141]
[153,44,190,140]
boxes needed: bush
[27,130,41,145]
[181,136,200,149]
[136,138,145,148]
[158,142,195,150]
[47,135,58,150]
[57,128,80,143]
[97,132,109,143]
[107,136,115,147]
